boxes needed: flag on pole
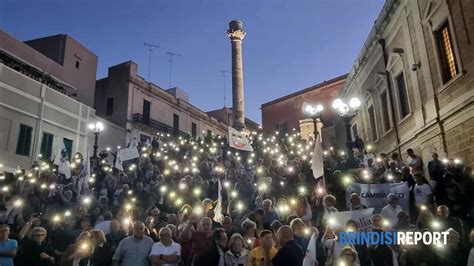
[84,150,91,179]
[303,232,318,266]
[213,178,223,223]
[114,149,124,172]
[311,133,324,179]
[78,150,91,195]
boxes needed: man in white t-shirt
[149,227,181,266]
[94,211,113,235]
[381,194,403,228]
[407,148,424,175]
[413,174,433,207]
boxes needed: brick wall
[445,117,474,167]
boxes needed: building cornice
[260,73,348,108]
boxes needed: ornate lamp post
[302,102,324,140]
[88,122,104,160]
[332,97,361,152]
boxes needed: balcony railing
[132,113,189,138]
[0,51,77,98]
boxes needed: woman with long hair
[59,231,93,266]
[90,229,112,266]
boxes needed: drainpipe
[31,83,46,165]
[378,39,402,156]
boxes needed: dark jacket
[194,242,223,266]
[271,240,304,266]
[90,244,114,266]
[16,239,56,266]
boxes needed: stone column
[227,20,246,131]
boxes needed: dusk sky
[1,0,384,123]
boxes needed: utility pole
[144,43,160,81]
[220,70,231,107]
[166,49,182,88]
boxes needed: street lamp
[332,97,361,152]
[88,121,104,159]
[302,102,324,140]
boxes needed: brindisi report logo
[338,231,449,245]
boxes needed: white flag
[53,143,64,166]
[114,149,124,172]
[311,133,324,179]
[78,150,91,195]
[303,232,318,266]
[53,144,71,179]
[213,178,223,223]
[228,127,253,152]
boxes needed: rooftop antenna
[166,49,182,88]
[144,43,160,81]
[220,70,231,107]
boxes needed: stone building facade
[207,107,260,133]
[261,74,347,146]
[339,0,473,167]
[95,61,228,143]
[0,30,126,172]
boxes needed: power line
[144,43,160,81]
[166,49,182,88]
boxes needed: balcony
[0,51,77,98]
[132,113,189,138]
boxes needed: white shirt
[413,183,432,206]
[467,247,474,266]
[95,220,112,235]
[381,204,403,228]
[217,245,225,266]
[149,241,181,266]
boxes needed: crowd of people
[0,129,472,266]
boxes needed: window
[106,97,114,116]
[351,124,358,140]
[40,132,54,159]
[140,134,150,143]
[75,60,80,69]
[368,105,378,141]
[276,122,287,135]
[173,114,179,135]
[143,100,151,124]
[63,138,73,160]
[395,72,410,119]
[436,22,458,83]
[380,91,391,131]
[191,122,197,138]
[16,124,33,156]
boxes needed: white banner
[228,127,253,152]
[345,182,410,214]
[311,133,323,179]
[117,147,140,162]
[299,119,314,141]
[53,145,71,179]
[328,208,375,231]
[303,232,318,266]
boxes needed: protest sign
[328,208,375,231]
[228,127,253,152]
[346,182,410,213]
[117,147,140,161]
